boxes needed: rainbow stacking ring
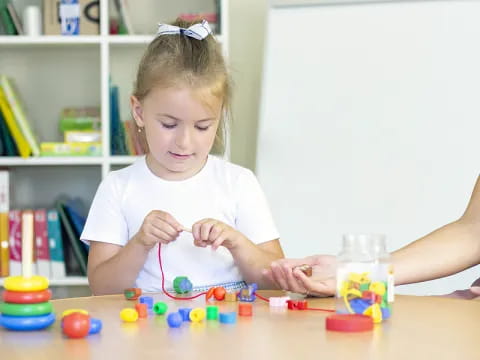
[2,289,52,304]
[4,276,49,292]
[0,313,56,331]
[0,302,53,317]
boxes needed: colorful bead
[124,288,142,300]
[173,276,193,294]
[189,308,206,322]
[178,308,192,321]
[219,312,237,324]
[206,306,218,320]
[62,309,89,318]
[135,303,148,318]
[138,296,153,310]
[167,312,183,328]
[120,308,138,322]
[269,296,290,307]
[213,287,226,301]
[238,303,253,316]
[88,318,103,335]
[224,292,238,302]
[153,302,168,315]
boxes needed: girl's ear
[130,95,145,127]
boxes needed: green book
[0,106,18,155]
[0,2,17,35]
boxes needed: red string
[158,244,334,312]
[158,243,207,300]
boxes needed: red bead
[213,287,226,301]
[206,287,215,300]
[297,300,308,310]
[287,300,298,310]
[62,313,91,339]
[326,314,373,332]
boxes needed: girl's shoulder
[207,155,257,187]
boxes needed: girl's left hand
[192,219,245,251]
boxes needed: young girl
[81,20,284,295]
[263,176,480,299]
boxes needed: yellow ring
[189,308,206,322]
[4,276,49,292]
[62,309,89,318]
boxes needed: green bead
[173,276,192,294]
[206,305,218,320]
[359,283,370,292]
[153,302,168,315]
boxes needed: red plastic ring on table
[2,289,52,304]
[326,314,374,332]
[238,303,253,316]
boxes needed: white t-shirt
[81,155,279,292]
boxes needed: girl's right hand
[133,210,184,249]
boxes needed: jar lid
[326,314,374,332]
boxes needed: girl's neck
[145,153,208,181]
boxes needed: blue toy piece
[173,277,193,294]
[167,312,183,328]
[0,313,56,331]
[88,318,103,335]
[139,296,154,310]
[238,283,258,302]
[349,298,371,314]
[178,308,192,322]
[381,307,391,320]
[219,312,237,324]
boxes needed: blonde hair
[133,19,232,155]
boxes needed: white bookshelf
[0,0,228,286]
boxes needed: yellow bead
[120,308,139,322]
[370,282,386,296]
[62,309,89,318]
[189,308,206,323]
[4,275,49,292]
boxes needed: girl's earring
[138,127,142,133]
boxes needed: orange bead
[135,303,148,318]
[213,287,226,301]
[238,303,252,316]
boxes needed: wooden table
[1,292,479,360]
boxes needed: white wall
[256,0,480,295]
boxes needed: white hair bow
[156,20,213,40]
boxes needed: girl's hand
[133,210,183,249]
[192,219,245,251]
[262,255,337,297]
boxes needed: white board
[257,0,480,295]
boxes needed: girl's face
[131,86,222,180]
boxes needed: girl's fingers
[270,262,289,291]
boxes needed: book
[47,208,66,279]
[0,86,31,157]
[8,209,21,276]
[40,142,102,156]
[6,3,23,35]
[34,209,50,278]
[21,210,34,277]
[0,75,40,156]
[110,83,128,155]
[0,107,19,156]
[0,1,17,35]
[56,199,87,275]
[113,0,134,35]
[0,170,9,277]
[64,130,101,143]
[59,107,100,131]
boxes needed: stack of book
[0,169,88,279]
[40,107,102,157]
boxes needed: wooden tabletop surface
[1,291,479,360]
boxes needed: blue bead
[0,313,56,331]
[139,296,154,310]
[349,298,371,314]
[219,312,237,324]
[178,308,192,322]
[88,318,103,334]
[167,312,183,328]
[381,307,391,319]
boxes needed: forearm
[230,238,283,289]
[392,219,480,285]
[88,239,150,295]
